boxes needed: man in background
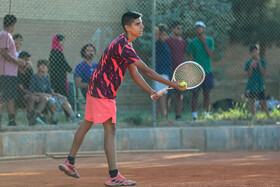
[188,21,214,120]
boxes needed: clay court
[0,151,279,187]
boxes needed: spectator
[74,43,98,98]
[0,14,26,126]
[29,59,79,124]
[16,51,47,125]
[49,34,72,97]
[188,21,214,120]
[13,33,23,57]
[165,21,187,120]
[245,44,270,118]
[155,24,172,120]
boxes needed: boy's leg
[69,119,93,157]
[159,94,167,119]
[203,89,211,117]
[174,93,183,120]
[59,119,92,178]
[103,118,117,171]
[103,118,136,186]
[192,91,200,120]
[260,100,270,118]
[249,98,255,116]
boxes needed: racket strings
[174,63,205,89]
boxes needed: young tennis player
[58,11,185,186]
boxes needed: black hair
[18,51,30,59]
[158,24,168,33]
[80,43,96,58]
[3,14,17,28]
[13,33,23,40]
[121,11,142,31]
[171,20,182,29]
[249,44,259,52]
[56,34,64,41]
[37,59,49,67]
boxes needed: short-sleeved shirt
[88,34,140,99]
[156,41,172,76]
[74,61,98,97]
[188,37,214,73]
[18,67,33,97]
[165,36,186,70]
[0,30,18,76]
[29,74,53,94]
[245,59,266,93]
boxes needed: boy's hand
[250,61,257,69]
[17,58,26,67]
[198,34,206,43]
[170,81,186,91]
[150,89,160,100]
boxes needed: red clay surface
[0,151,280,187]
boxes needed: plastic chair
[72,75,86,113]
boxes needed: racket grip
[150,87,169,100]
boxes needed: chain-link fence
[0,0,279,127]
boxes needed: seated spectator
[16,51,47,125]
[74,43,98,98]
[13,33,23,57]
[29,59,79,124]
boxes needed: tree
[229,0,280,57]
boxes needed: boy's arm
[257,59,265,75]
[0,48,26,66]
[131,60,185,91]
[128,63,156,96]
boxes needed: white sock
[192,112,197,118]
[206,112,210,118]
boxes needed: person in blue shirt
[74,44,98,98]
[155,24,172,120]
[245,44,270,118]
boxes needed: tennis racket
[151,61,205,99]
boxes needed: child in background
[245,44,270,118]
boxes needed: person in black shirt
[16,51,47,125]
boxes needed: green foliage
[229,0,280,56]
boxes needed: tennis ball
[180,81,187,89]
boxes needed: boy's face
[159,31,167,42]
[172,25,182,36]
[195,25,206,35]
[14,38,23,50]
[126,17,144,37]
[250,49,259,59]
[38,64,48,73]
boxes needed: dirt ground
[0,151,280,187]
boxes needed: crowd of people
[155,21,270,120]
[0,13,270,126]
[0,14,98,126]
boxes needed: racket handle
[151,87,169,100]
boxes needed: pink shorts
[85,95,117,124]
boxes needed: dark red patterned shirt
[88,34,140,99]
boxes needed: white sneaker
[36,116,46,125]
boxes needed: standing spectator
[49,34,72,97]
[74,44,98,98]
[16,51,47,125]
[155,24,172,120]
[13,33,23,57]
[245,44,270,118]
[0,14,26,126]
[188,21,214,120]
[165,21,187,120]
